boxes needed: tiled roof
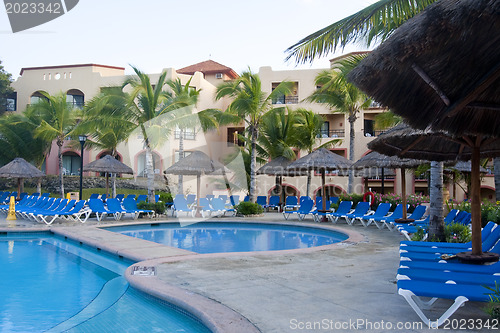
[177,60,238,79]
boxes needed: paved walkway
[0,212,494,332]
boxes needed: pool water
[0,234,209,333]
[107,222,348,253]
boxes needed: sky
[0,0,377,79]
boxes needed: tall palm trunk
[494,157,500,201]
[249,126,257,202]
[57,139,64,198]
[145,144,155,203]
[428,161,445,241]
[347,114,356,193]
[178,128,184,195]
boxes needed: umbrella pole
[196,174,201,217]
[470,143,482,256]
[17,178,21,200]
[401,167,407,219]
[106,172,109,198]
[321,170,327,222]
[381,168,385,195]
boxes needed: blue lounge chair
[88,199,122,221]
[172,196,193,217]
[343,202,371,225]
[89,193,99,200]
[243,195,249,202]
[326,201,353,223]
[125,194,136,200]
[283,196,298,211]
[122,197,154,218]
[62,200,90,223]
[211,198,236,217]
[29,199,69,221]
[354,202,391,227]
[199,198,217,217]
[186,194,196,207]
[136,194,148,203]
[229,195,240,207]
[115,194,125,202]
[256,196,267,207]
[385,205,427,231]
[217,195,228,203]
[41,193,50,197]
[34,200,76,225]
[373,203,406,229]
[265,195,280,212]
[106,198,133,219]
[283,198,314,221]
[205,194,215,201]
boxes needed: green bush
[410,227,426,241]
[338,193,364,208]
[372,192,429,212]
[158,191,173,203]
[236,202,264,215]
[485,283,500,320]
[445,223,471,243]
[137,201,165,215]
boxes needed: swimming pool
[106,222,348,253]
[0,233,210,332]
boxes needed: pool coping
[2,220,364,333]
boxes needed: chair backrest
[211,198,225,210]
[409,205,427,220]
[51,199,68,211]
[300,196,311,204]
[106,198,123,212]
[336,201,353,214]
[68,200,85,213]
[88,199,106,211]
[89,193,99,200]
[100,194,107,201]
[115,194,125,201]
[285,196,298,206]
[444,209,459,223]
[230,195,239,206]
[243,196,250,202]
[62,200,76,211]
[352,201,370,215]
[391,204,405,218]
[206,194,215,201]
[199,198,211,208]
[268,196,280,206]
[136,195,148,203]
[186,194,196,205]
[256,196,267,206]
[373,203,391,217]
[19,192,28,200]
[173,196,190,210]
[218,195,228,203]
[481,225,500,252]
[330,197,339,204]
[298,199,314,213]
[32,192,40,197]
[126,194,136,200]
[41,193,50,197]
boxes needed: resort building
[6,57,495,201]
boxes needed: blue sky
[0,0,376,78]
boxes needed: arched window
[30,91,48,105]
[66,89,84,108]
[137,151,161,178]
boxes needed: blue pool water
[0,233,209,333]
[106,222,348,253]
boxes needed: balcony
[174,129,196,140]
[272,95,299,105]
[317,129,345,138]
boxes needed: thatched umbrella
[257,156,308,205]
[0,157,45,200]
[164,151,227,215]
[83,155,134,198]
[285,148,352,215]
[445,161,487,200]
[369,123,500,261]
[348,0,500,138]
[352,151,423,219]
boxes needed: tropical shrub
[158,191,173,203]
[485,282,500,320]
[137,201,165,215]
[444,223,471,243]
[236,201,264,215]
[372,192,429,212]
[337,193,364,208]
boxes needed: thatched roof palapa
[83,155,133,174]
[348,0,500,137]
[0,158,45,178]
[352,151,423,169]
[256,156,308,176]
[164,151,227,176]
[285,148,352,172]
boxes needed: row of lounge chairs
[171,195,236,218]
[397,221,500,327]
[0,194,153,224]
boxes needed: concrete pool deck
[0,213,494,332]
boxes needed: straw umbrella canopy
[257,156,308,205]
[445,161,487,200]
[369,123,500,260]
[0,157,45,200]
[83,155,134,197]
[285,148,352,214]
[164,151,227,214]
[352,151,423,218]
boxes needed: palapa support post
[6,196,16,220]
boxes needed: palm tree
[74,88,135,197]
[293,108,341,196]
[306,55,371,192]
[285,0,438,64]
[258,107,298,161]
[163,78,200,195]
[122,66,171,203]
[30,91,79,198]
[215,70,293,202]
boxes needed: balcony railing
[318,129,345,138]
[174,130,196,140]
[272,95,299,105]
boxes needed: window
[30,91,48,105]
[227,127,244,146]
[271,82,299,104]
[66,89,84,108]
[215,73,223,79]
[364,119,374,137]
[174,126,196,140]
[6,92,16,111]
[320,121,330,138]
[174,150,192,163]
[62,152,81,175]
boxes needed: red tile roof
[177,60,238,79]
